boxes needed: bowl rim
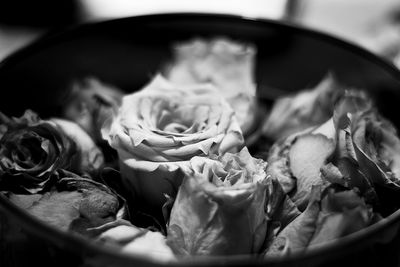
[1,12,400,266]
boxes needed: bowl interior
[1,13,400,267]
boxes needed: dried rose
[102,75,244,222]
[164,38,258,135]
[350,111,400,190]
[0,110,77,193]
[265,186,375,257]
[266,90,373,211]
[62,77,123,142]
[331,90,398,206]
[167,148,268,256]
[262,74,343,142]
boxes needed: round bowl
[1,13,400,267]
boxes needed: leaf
[6,193,43,209]
[27,190,82,232]
[26,175,126,237]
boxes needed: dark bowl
[1,13,400,267]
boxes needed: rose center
[16,136,47,166]
[156,104,194,133]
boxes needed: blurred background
[1,0,400,66]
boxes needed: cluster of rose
[1,38,400,261]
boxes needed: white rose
[102,75,244,223]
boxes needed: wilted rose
[265,185,375,257]
[262,74,343,142]
[102,75,244,222]
[167,148,268,256]
[0,110,77,193]
[62,77,123,142]
[327,90,400,208]
[349,111,400,189]
[266,90,373,211]
[330,101,400,215]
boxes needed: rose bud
[102,75,244,223]
[167,148,268,256]
[164,38,259,136]
[0,110,77,193]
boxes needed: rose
[166,148,268,256]
[333,102,400,213]
[102,75,244,223]
[0,110,77,193]
[164,38,258,135]
[261,74,343,142]
[265,185,375,257]
[349,111,400,189]
[62,77,123,143]
[325,90,400,211]
[0,111,105,194]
